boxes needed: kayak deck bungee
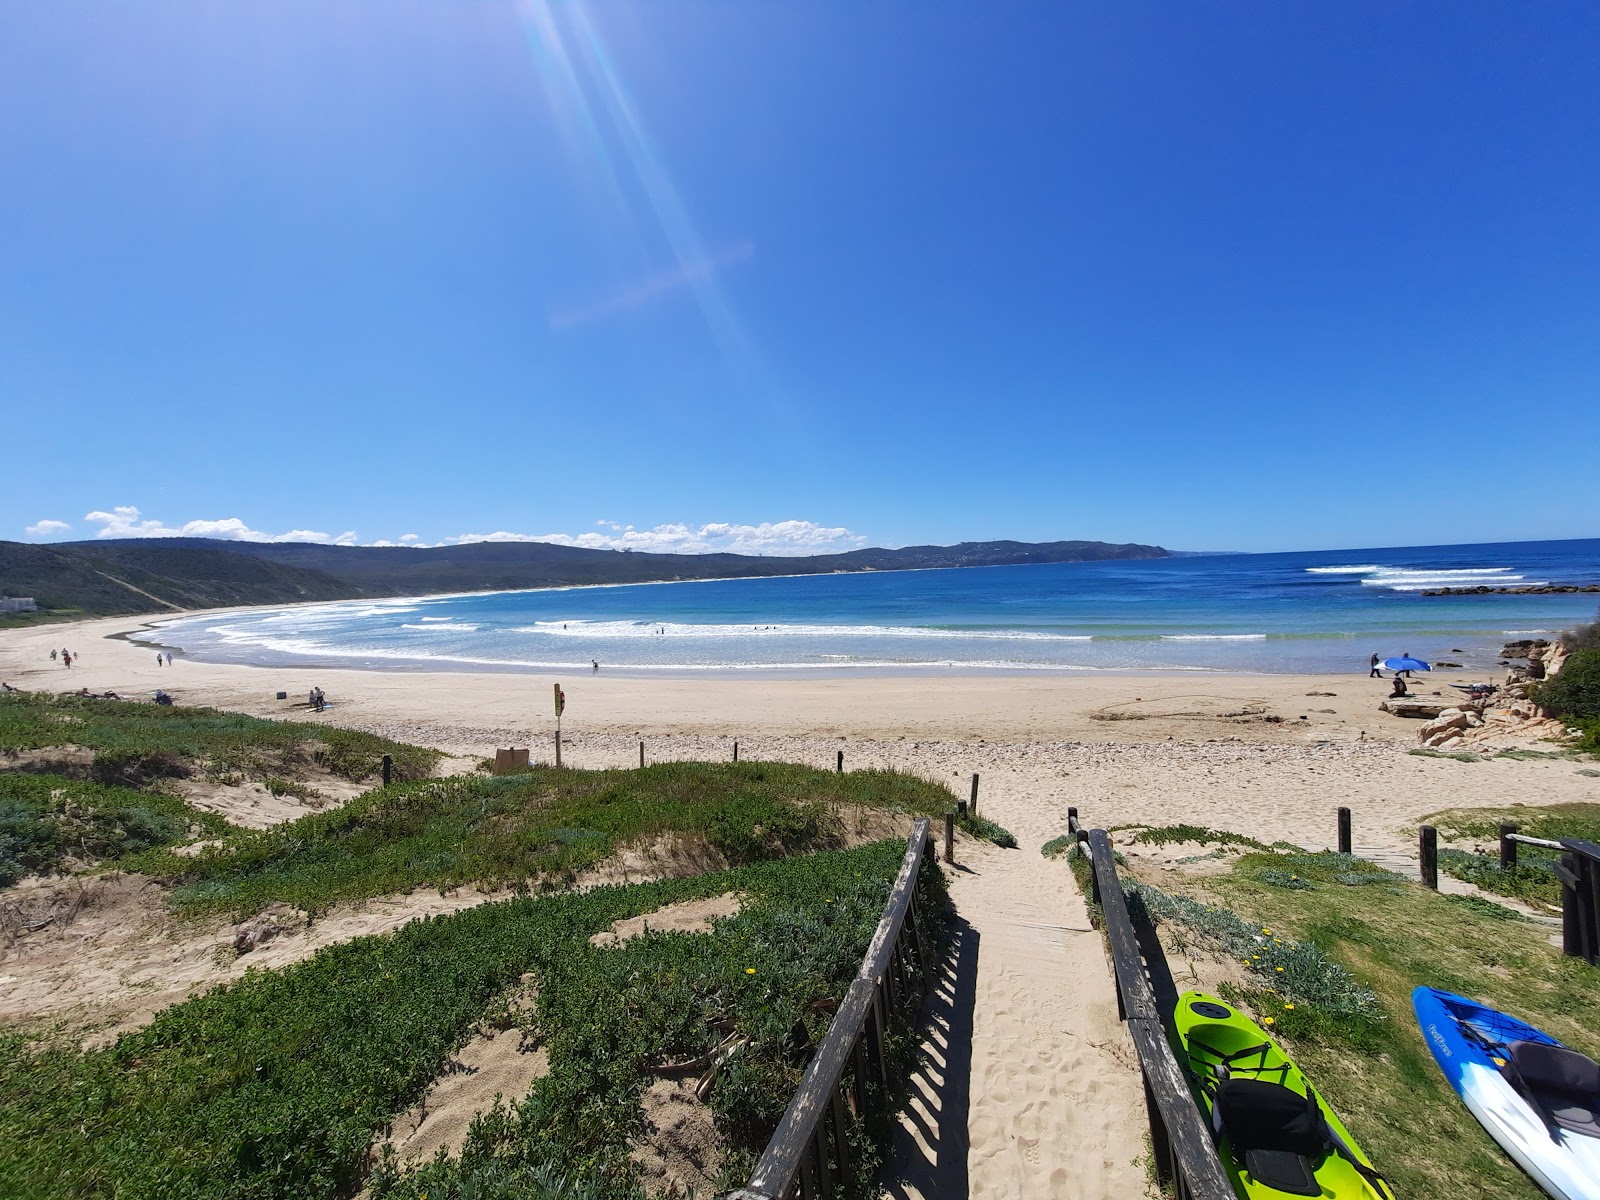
[1174,990,1394,1199]
[1413,986,1600,1200]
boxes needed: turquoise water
[144,538,1600,675]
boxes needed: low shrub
[0,839,946,1200]
[143,762,954,918]
[1125,824,1273,851]
[1535,646,1600,727]
[1437,848,1560,907]
[0,773,228,885]
[1127,878,1383,1019]
[956,812,1017,848]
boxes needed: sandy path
[954,841,1146,1198]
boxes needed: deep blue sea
[143,538,1600,676]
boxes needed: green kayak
[1174,990,1395,1199]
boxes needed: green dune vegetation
[1,843,946,1200]
[142,760,966,918]
[1426,801,1600,907]
[1089,827,1599,1200]
[0,688,977,1200]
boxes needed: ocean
[140,538,1600,676]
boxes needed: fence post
[555,730,562,770]
[836,749,843,774]
[733,740,739,763]
[382,753,392,788]
[970,773,979,815]
[639,740,645,769]
[1337,807,1351,855]
[944,812,954,864]
[1420,825,1438,890]
[1500,822,1518,870]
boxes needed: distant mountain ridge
[0,535,1170,621]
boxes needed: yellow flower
[1284,1003,1295,1010]
[1276,966,1285,973]
[1264,1017,1276,1025]
[746,967,757,975]
[1262,927,1271,934]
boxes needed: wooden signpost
[554,683,565,768]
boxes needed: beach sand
[4,611,1596,1198]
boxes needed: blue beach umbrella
[1383,656,1430,672]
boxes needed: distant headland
[0,536,1170,623]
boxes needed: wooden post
[639,740,645,769]
[836,749,843,774]
[957,800,968,817]
[555,729,562,770]
[382,753,392,788]
[970,773,979,815]
[1420,825,1438,890]
[733,740,739,763]
[944,812,954,864]
[1337,807,1351,855]
[1500,822,1519,870]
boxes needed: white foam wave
[1159,634,1268,641]
[513,620,1093,642]
[417,616,455,622]
[400,623,480,632]
[1308,565,1546,592]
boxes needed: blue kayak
[1413,987,1600,1200]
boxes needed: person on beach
[156,652,164,666]
[1389,675,1409,698]
[166,653,173,666]
[592,660,599,672]
[50,649,56,661]
[1369,653,1382,678]
[63,652,71,668]
[1400,651,1414,678]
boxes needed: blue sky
[3,2,1597,555]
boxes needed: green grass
[955,811,1017,848]
[0,773,231,885]
[137,762,956,918]
[1040,834,1075,858]
[1421,803,1600,906]
[1142,845,1600,1200]
[0,691,439,785]
[1118,823,1276,851]
[1409,748,1487,762]
[0,839,944,1200]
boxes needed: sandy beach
[4,609,1596,1199]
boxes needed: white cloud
[81,506,357,546]
[440,519,867,557]
[48,507,866,557]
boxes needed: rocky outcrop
[1414,639,1578,750]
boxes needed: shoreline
[0,607,1510,746]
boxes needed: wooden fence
[723,817,936,1200]
[1069,811,1234,1200]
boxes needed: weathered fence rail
[1484,824,1599,963]
[1554,837,1600,965]
[1070,811,1234,1200]
[724,817,936,1200]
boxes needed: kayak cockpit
[1507,1040,1600,1140]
